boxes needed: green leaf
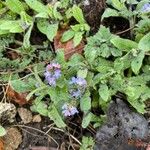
[73,32,83,47]
[82,112,92,128]
[37,20,58,41]
[0,29,9,35]
[23,23,33,49]
[125,85,146,114]
[6,0,24,14]
[61,30,75,42]
[26,85,47,101]
[56,50,66,66]
[80,95,91,113]
[99,84,110,102]
[77,69,88,78]
[35,12,49,18]
[131,50,145,74]
[138,32,150,52]
[10,79,34,93]
[102,8,119,20]
[0,20,23,33]
[84,49,97,64]
[46,23,58,41]
[80,136,95,150]
[72,5,85,24]
[128,97,146,114]
[48,105,66,128]
[53,2,63,20]
[32,99,48,116]
[25,0,48,13]
[71,24,81,32]
[112,0,126,10]
[0,125,6,137]
[37,19,48,34]
[111,36,138,51]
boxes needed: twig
[50,127,82,145]
[13,124,59,149]
[116,26,135,35]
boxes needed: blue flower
[54,69,61,79]
[141,3,150,12]
[47,76,56,86]
[62,103,79,117]
[71,90,81,98]
[75,77,87,87]
[69,77,87,99]
[44,62,61,86]
[70,77,87,87]
[69,77,77,84]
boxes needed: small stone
[18,108,32,124]
[0,102,16,123]
[2,127,22,150]
[32,114,42,123]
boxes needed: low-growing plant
[102,0,150,37]
[0,0,150,149]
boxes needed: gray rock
[95,99,149,150]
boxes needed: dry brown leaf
[2,127,22,150]
[0,138,4,150]
[6,86,29,106]
[6,50,21,60]
[54,29,84,60]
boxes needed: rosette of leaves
[84,26,123,66]
[84,25,150,114]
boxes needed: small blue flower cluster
[141,3,150,12]
[69,77,87,99]
[62,103,79,117]
[43,63,87,117]
[44,63,61,86]
[61,77,87,117]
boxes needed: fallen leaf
[0,138,4,150]
[2,127,22,150]
[54,29,84,60]
[6,86,29,106]
[6,50,21,60]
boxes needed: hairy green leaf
[131,50,145,74]
[102,8,119,20]
[48,105,66,128]
[72,5,85,24]
[138,32,150,52]
[99,84,110,102]
[25,0,48,13]
[23,23,33,49]
[73,32,83,47]
[6,0,24,14]
[61,30,75,42]
[80,95,91,113]
[111,36,138,51]
[82,112,92,128]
